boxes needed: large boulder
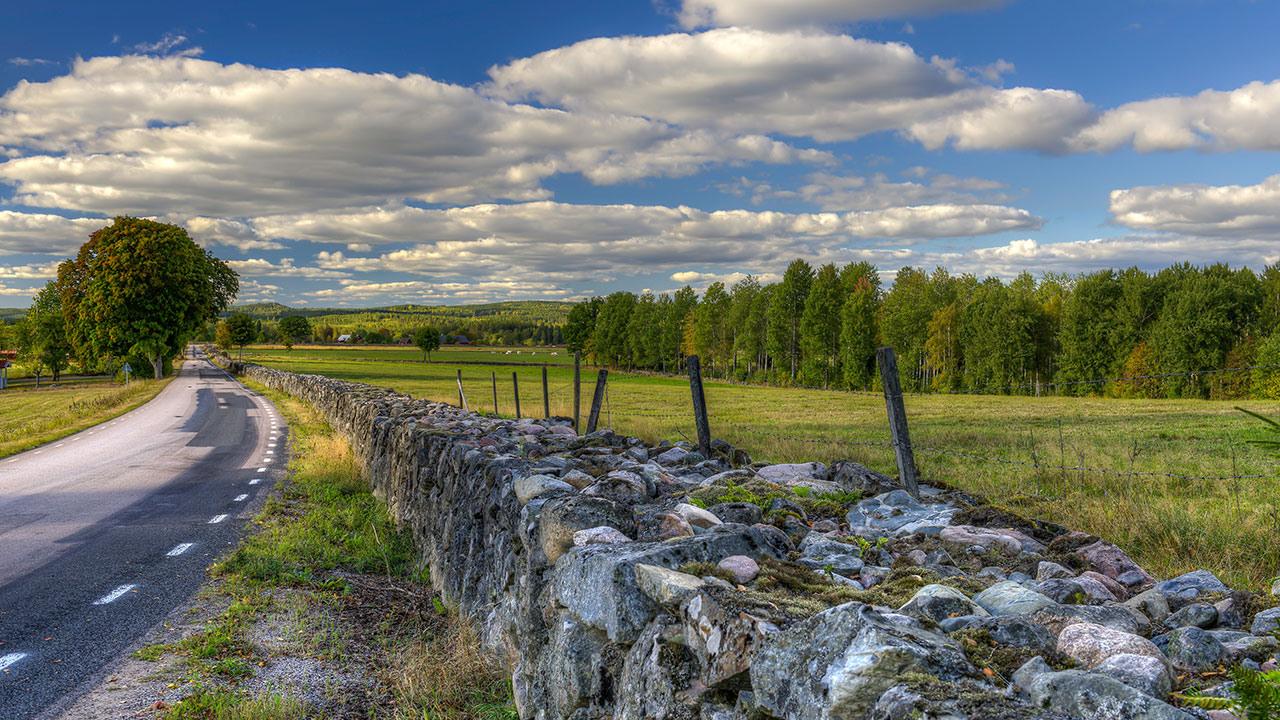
[538,495,637,564]
[798,533,865,578]
[1075,540,1154,589]
[940,525,1047,554]
[972,581,1056,617]
[750,603,976,720]
[897,584,989,625]
[846,490,957,539]
[757,461,829,488]
[1032,603,1150,637]
[828,460,896,495]
[1020,669,1195,719]
[615,617,697,720]
[1156,570,1229,607]
[1056,622,1166,669]
[1163,626,1226,673]
[1093,653,1173,700]
[1251,606,1280,636]
[681,591,779,687]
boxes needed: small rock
[810,519,838,533]
[655,513,694,540]
[939,525,1046,554]
[1037,579,1091,605]
[1165,603,1217,630]
[846,490,956,539]
[897,584,989,624]
[977,566,1007,581]
[514,474,575,505]
[828,460,896,495]
[1076,540,1155,588]
[1024,669,1194,719]
[1250,606,1280,636]
[1164,626,1226,673]
[1271,578,1280,596]
[939,615,984,633]
[798,534,864,578]
[1033,603,1150,637]
[1073,574,1119,603]
[979,616,1056,653]
[560,469,595,489]
[707,501,762,525]
[654,446,690,466]
[1157,570,1230,606]
[1124,588,1171,623]
[1094,653,1173,699]
[1011,656,1053,692]
[634,564,706,608]
[1213,595,1246,629]
[673,503,722,529]
[1081,570,1129,600]
[972,581,1056,617]
[572,526,633,547]
[1057,622,1166,669]
[756,461,827,486]
[717,555,760,584]
[582,471,650,504]
[859,565,890,588]
[904,549,928,566]
[1037,561,1075,581]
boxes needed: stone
[1074,575,1119,603]
[539,495,637,564]
[810,519,838,533]
[582,470,650,505]
[1272,578,1280,596]
[1094,653,1173,699]
[756,461,827,486]
[1124,588,1171,624]
[572,526,633,547]
[978,616,1057,653]
[1165,603,1217,629]
[1037,579,1091,605]
[560,469,596,490]
[1251,606,1280,636]
[673,503,722,529]
[655,513,695,540]
[1156,570,1230,606]
[514,473,575,505]
[897,584,989,624]
[859,565,890,589]
[977,566,1007,581]
[1081,571,1129,600]
[1032,603,1150,637]
[1011,655,1053,691]
[1023,669,1195,719]
[1212,595,1247,629]
[1212,631,1279,663]
[846,490,957,539]
[939,615,984,633]
[750,603,975,720]
[717,555,759,584]
[1076,540,1154,588]
[797,533,864,578]
[939,525,1047,554]
[1037,561,1075,581]
[972,581,1056,617]
[828,460,896,495]
[1164,626,1226,673]
[706,502,762,525]
[655,446,690,466]
[634,564,705,607]
[616,617,696,720]
[1057,622,1167,669]
[682,591,778,686]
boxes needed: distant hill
[0,308,26,323]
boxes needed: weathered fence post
[586,369,608,434]
[491,371,498,415]
[687,355,712,457]
[513,371,522,419]
[542,365,550,418]
[876,346,919,498]
[456,369,468,411]
[573,352,582,432]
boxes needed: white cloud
[1075,80,1280,152]
[0,55,821,217]
[131,33,203,58]
[961,236,1280,275]
[0,282,33,297]
[738,170,1014,210]
[0,210,104,256]
[8,57,57,67]
[1109,174,1280,236]
[676,0,1009,30]
[307,278,573,304]
[225,257,349,279]
[904,87,1094,152]
[0,261,60,279]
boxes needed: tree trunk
[151,354,164,379]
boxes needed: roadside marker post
[122,362,132,385]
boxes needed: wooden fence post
[586,369,608,434]
[542,365,550,418]
[456,369,468,411]
[876,346,919,498]
[573,352,582,432]
[491,371,498,415]
[687,355,712,457]
[513,371,522,419]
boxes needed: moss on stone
[678,561,739,585]
[950,628,1074,687]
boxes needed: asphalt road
[0,351,284,719]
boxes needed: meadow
[242,344,1280,590]
[0,377,171,458]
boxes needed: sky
[1,0,1278,308]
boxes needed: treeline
[566,260,1280,399]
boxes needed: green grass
[244,344,1280,590]
[163,687,310,720]
[0,378,172,458]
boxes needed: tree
[413,326,441,362]
[880,267,955,391]
[799,264,843,388]
[727,276,761,376]
[594,292,636,368]
[19,281,72,381]
[663,287,698,372]
[564,297,602,357]
[225,312,258,359]
[840,275,879,389]
[278,316,311,350]
[767,259,814,382]
[626,293,662,369]
[693,282,732,372]
[214,320,234,352]
[58,217,238,378]
[1253,331,1280,399]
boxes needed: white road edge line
[257,467,266,472]
[93,584,138,605]
[167,543,195,557]
[234,494,248,502]
[249,478,262,485]
[208,514,228,524]
[0,652,27,671]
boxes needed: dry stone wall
[230,359,1280,720]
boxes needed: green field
[0,377,172,458]
[242,344,1280,590]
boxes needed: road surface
[0,352,284,719]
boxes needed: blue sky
[1,0,1278,307]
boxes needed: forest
[565,261,1280,399]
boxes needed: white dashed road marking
[234,494,248,502]
[257,467,266,473]
[93,584,137,605]
[0,653,27,672]
[167,543,195,557]
[250,478,262,485]
[208,514,227,524]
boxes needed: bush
[1253,331,1280,399]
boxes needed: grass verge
[142,376,516,719]
[0,376,172,459]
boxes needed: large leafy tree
[59,217,237,378]
[413,326,441,362]
[799,263,843,388]
[19,281,72,381]
[594,291,636,368]
[278,316,312,350]
[225,312,258,359]
[767,259,814,382]
[840,274,879,390]
[564,297,602,357]
[693,282,732,372]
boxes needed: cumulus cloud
[1074,80,1280,152]
[676,0,1010,30]
[0,55,822,217]
[8,57,57,67]
[0,281,33,297]
[1109,174,1280,236]
[0,210,104,256]
[0,261,60,279]
[308,278,573,304]
[225,257,349,279]
[735,170,1014,210]
[960,236,1280,276]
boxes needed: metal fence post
[586,369,608,434]
[876,346,920,498]
[687,355,712,457]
